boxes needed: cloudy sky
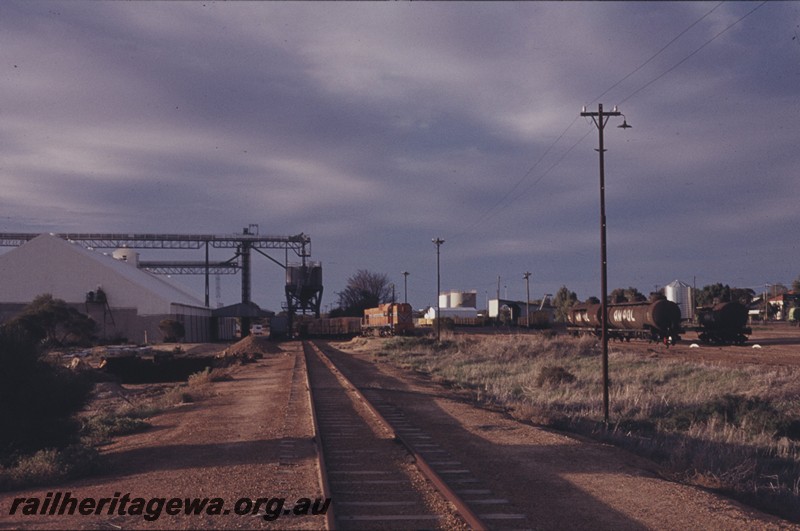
[1,1,798,311]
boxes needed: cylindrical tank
[665,280,694,320]
[449,291,463,308]
[606,300,681,332]
[567,303,602,327]
[648,299,682,331]
[112,248,139,267]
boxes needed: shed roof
[0,234,205,314]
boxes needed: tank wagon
[567,299,683,345]
[362,303,414,336]
[693,301,751,345]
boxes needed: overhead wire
[619,1,767,105]
[590,1,725,106]
[446,1,767,246]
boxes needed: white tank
[449,291,463,308]
[112,248,139,267]
[665,280,694,320]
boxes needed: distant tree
[793,275,800,293]
[695,284,754,307]
[585,296,601,304]
[337,270,392,317]
[696,283,731,307]
[553,286,578,322]
[731,287,756,305]
[6,294,96,347]
[609,287,646,303]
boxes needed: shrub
[81,414,151,445]
[0,328,92,456]
[0,444,101,492]
[536,365,576,387]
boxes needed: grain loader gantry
[0,226,321,330]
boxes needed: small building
[0,234,211,343]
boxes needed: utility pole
[523,272,531,328]
[432,238,445,342]
[580,103,630,427]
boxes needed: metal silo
[665,280,694,320]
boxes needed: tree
[336,270,392,317]
[609,287,646,303]
[6,294,96,347]
[695,284,754,307]
[553,286,578,322]
[696,283,731,307]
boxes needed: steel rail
[301,343,337,530]
[307,341,487,531]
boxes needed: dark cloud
[0,1,797,309]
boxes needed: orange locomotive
[362,303,414,336]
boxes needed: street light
[432,238,445,342]
[580,103,631,427]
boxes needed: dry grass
[368,333,800,522]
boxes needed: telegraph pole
[523,272,531,328]
[580,103,630,427]
[432,238,445,342]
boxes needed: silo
[449,290,463,308]
[665,280,694,320]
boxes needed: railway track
[303,341,479,530]
[309,341,535,530]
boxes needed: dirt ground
[1,340,325,530]
[612,322,800,366]
[1,328,799,529]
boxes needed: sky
[1,1,799,312]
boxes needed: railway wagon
[567,299,682,345]
[694,301,751,345]
[302,316,361,338]
[362,303,414,336]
